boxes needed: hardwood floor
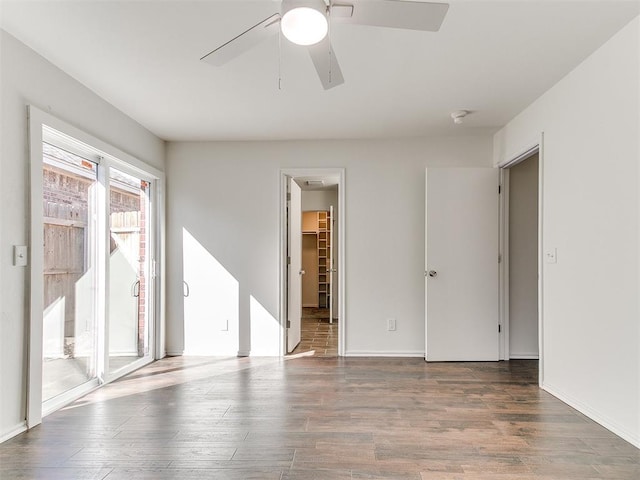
[1,357,638,479]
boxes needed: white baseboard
[543,382,639,448]
[509,353,539,359]
[1,421,27,443]
[165,350,183,356]
[237,350,250,357]
[345,350,424,358]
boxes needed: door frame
[497,133,544,386]
[279,168,345,357]
[27,106,166,427]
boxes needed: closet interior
[301,210,331,309]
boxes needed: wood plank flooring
[1,357,638,479]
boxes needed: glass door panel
[42,143,99,401]
[108,168,150,373]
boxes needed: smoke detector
[451,110,470,125]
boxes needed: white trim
[543,382,640,448]
[424,169,428,360]
[509,354,540,360]
[0,422,27,443]
[39,112,163,180]
[28,106,45,428]
[97,159,108,384]
[498,168,510,361]
[237,350,251,357]
[42,379,100,417]
[165,350,184,357]
[279,168,346,357]
[279,175,288,357]
[497,134,544,388]
[537,134,545,387]
[497,137,540,169]
[155,174,167,360]
[104,356,154,384]
[347,351,424,358]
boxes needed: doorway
[280,169,345,357]
[499,147,541,361]
[296,205,336,356]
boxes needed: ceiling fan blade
[201,13,280,66]
[308,37,345,90]
[331,1,449,32]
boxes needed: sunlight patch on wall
[250,295,280,356]
[183,228,239,355]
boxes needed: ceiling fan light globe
[281,7,328,46]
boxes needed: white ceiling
[1,0,638,142]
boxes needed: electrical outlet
[387,318,396,331]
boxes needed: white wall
[0,31,165,441]
[302,189,338,211]
[165,136,493,357]
[508,154,539,358]
[494,17,639,446]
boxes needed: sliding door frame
[27,106,165,428]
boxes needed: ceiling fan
[201,0,449,90]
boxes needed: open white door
[329,205,334,324]
[287,178,302,353]
[425,168,499,361]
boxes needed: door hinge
[287,256,291,265]
[498,254,502,264]
[287,320,291,328]
[498,325,501,333]
[498,185,502,194]
[286,192,291,201]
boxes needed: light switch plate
[14,245,28,267]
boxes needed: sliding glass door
[32,114,161,420]
[41,143,100,402]
[108,169,151,373]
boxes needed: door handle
[427,270,438,278]
[132,280,141,297]
[299,270,305,275]
[183,280,190,297]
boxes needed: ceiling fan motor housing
[281,0,328,16]
[281,0,330,46]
